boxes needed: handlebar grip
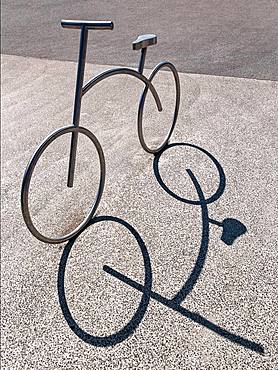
[61,20,114,30]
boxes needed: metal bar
[138,48,147,74]
[82,67,162,112]
[67,26,88,187]
[61,20,113,30]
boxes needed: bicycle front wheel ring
[21,126,105,244]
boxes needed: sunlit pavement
[1,54,277,369]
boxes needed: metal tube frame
[67,26,175,188]
[21,22,180,244]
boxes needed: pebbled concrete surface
[1,54,278,369]
[1,0,278,80]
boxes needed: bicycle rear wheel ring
[21,126,105,244]
[138,62,180,154]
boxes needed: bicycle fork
[67,26,88,187]
[66,20,113,187]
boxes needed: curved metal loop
[21,126,105,244]
[82,67,162,112]
[138,61,181,153]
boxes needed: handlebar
[61,20,114,30]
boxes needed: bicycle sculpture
[21,20,180,244]
[21,20,263,354]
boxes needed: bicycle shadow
[57,142,262,353]
[57,215,152,347]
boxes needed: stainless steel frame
[21,20,181,244]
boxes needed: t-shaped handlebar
[61,20,114,30]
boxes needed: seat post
[133,34,157,74]
[67,26,88,187]
[138,47,147,74]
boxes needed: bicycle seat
[132,34,157,50]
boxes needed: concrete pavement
[1,54,277,369]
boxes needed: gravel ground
[1,54,277,369]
